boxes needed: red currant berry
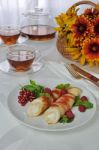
[61,89,68,95]
[21,101,27,106]
[65,109,74,119]
[29,98,33,102]
[19,91,24,95]
[18,99,22,104]
[81,96,88,101]
[44,88,52,95]
[18,89,36,106]
[79,105,86,112]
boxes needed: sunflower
[55,3,99,67]
[72,16,92,39]
[55,6,78,35]
[84,8,94,19]
[82,38,99,66]
[84,7,99,19]
[93,18,99,37]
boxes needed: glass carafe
[21,7,56,41]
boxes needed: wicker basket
[56,1,97,60]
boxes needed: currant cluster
[79,96,88,112]
[18,89,35,106]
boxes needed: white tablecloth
[0,38,99,150]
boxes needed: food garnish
[56,83,71,89]
[74,96,93,109]
[17,80,94,124]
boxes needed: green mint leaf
[22,85,35,91]
[30,80,36,86]
[37,85,44,92]
[56,83,70,89]
[74,96,93,109]
[73,96,81,106]
[22,80,45,98]
[59,116,68,123]
[59,115,74,123]
[79,101,93,109]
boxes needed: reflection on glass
[0,25,20,45]
[21,7,56,41]
[21,25,55,41]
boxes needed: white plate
[7,78,96,131]
[0,60,43,76]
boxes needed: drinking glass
[7,44,43,72]
[21,7,56,41]
[0,25,20,45]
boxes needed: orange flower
[93,18,99,37]
[93,8,99,16]
[84,8,99,18]
[72,16,92,39]
[82,38,99,61]
[84,8,93,18]
[55,4,99,67]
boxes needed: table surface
[0,37,99,150]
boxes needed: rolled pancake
[27,96,50,117]
[52,88,62,100]
[44,94,75,124]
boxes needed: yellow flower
[66,47,81,60]
[64,6,78,28]
[55,3,99,67]
[66,6,78,18]
[88,61,95,67]
[80,55,86,65]
[55,14,66,27]
[66,47,80,52]
[66,32,76,47]
[95,61,99,67]
[55,6,78,36]
[71,53,81,60]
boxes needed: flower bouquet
[55,1,99,67]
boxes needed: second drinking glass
[0,25,20,45]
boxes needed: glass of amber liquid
[7,44,41,72]
[21,8,56,41]
[0,25,20,45]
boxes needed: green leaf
[59,116,68,123]
[22,85,35,91]
[37,85,44,92]
[78,101,93,109]
[56,83,71,89]
[22,80,45,98]
[59,115,74,123]
[74,96,93,109]
[30,80,36,86]
[73,96,81,106]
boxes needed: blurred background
[0,0,98,26]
